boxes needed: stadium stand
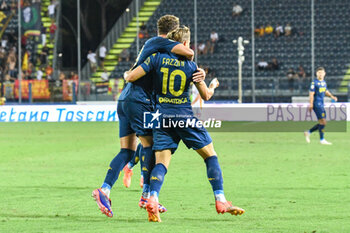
[104,0,350,102]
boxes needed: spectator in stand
[232,3,243,17]
[268,57,279,70]
[48,0,57,19]
[198,41,207,55]
[286,68,297,92]
[138,22,149,39]
[46,64,53,80]
[1,35,8,49]
[36,68,43,80]
[118,48,130,62]
[8,56,17,78]
[87,50,97,73]
[1,1,8,10]
[49,19,57,42]
[257,59,268,70]
[99,44,106,67]
[40,44,49,66]
[274,24,284,38]
[101,69,109,81]
[59,72,66,80]
[265,24,274,35]
[297,64,306,79]
[40,22,46,46]
[70,71,78,80]
[254,25,265,37]
[209,30,218,54]
[284,23,292,36]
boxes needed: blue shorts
[152,117,212,154]
[117,101,153,138]
[313,106,326,120]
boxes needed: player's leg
[305,107,322,143]
[123,143,143,188]
[146,149,172,222]
[138,136,155,205]
[196,143,244,216]
[92,102,137,217]
[319,118,331,144]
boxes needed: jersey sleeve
[140,53,158,74]
[309,81,315,92]
[154,37,180,53]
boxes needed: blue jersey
[140,52,197,115]
[309,78,327,106]
[119,37,180,104]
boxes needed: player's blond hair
[166,26,191,43]
[157,15,180,35]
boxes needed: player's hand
[308,104,313,112]
[332,96,338,102]
[209,78,219,89]
[192,68,206,83]
[123,70,131,81]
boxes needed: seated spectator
[208,31,219,54]
[268,58,279,70]
[138,22,149,39]
[87,50,97,73]
[257,60,268,70]
[264,24,273,35]
[232,3,243,17]
[297,65,306,79]
[284,23,292,36]
[198,42,207,55]
[274,24,284,38]
[254,25,265,37]
[286,68,297,91]
[119,48,130,62]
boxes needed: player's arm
[171,43,194,61]
[308,91,315,111]
[308,81,315,111]
[124,66,146,83]
[194,78,219,101]
[124,54,155,82]
[325,90,338,102]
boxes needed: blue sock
[141,147,155,197]
[309,124,319,133]
[319,124,325,140]
[150,163,167,199]
[205,156,226,202]
[102,148,135,188]
[127,143,142,169]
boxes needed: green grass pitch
[0,122,349,233]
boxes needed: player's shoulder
[145,36,169,44]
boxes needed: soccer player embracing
[304,67,337,145]
[92,15,206,217]
[125,26,245,222]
